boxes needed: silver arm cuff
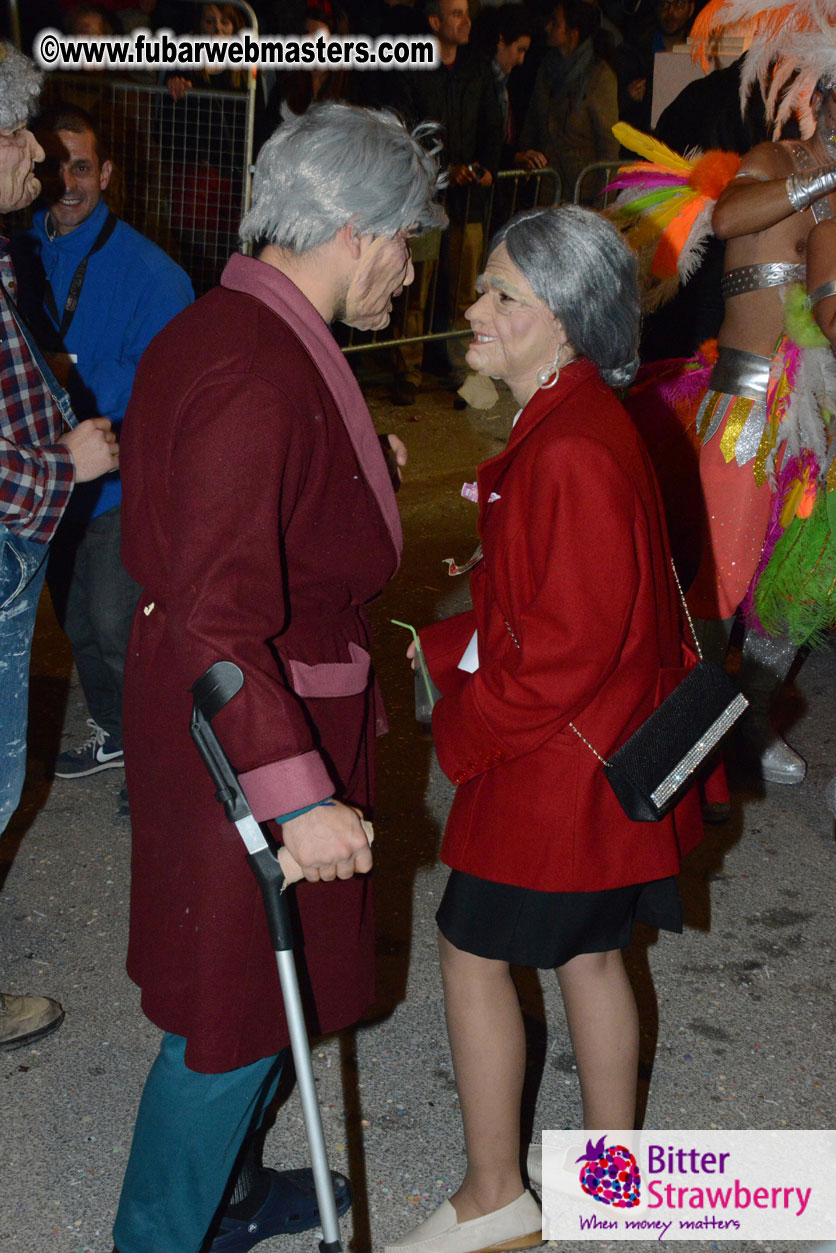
[786,165,836,211]
[806,279,836,308]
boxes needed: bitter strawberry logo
[577,1135,641,1208]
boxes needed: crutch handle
[247,847,294,950]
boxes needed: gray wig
[240,102,447,252]
[0,43,43,132]
[491,205,641,388]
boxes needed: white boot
[739,633,806,784]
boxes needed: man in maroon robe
[112,102,444,1253]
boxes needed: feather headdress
[689,0,836,137]
[606,123,740,307]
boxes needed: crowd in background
[3,4,836,1246]
[6,0,709,302]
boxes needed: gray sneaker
[54,719,124,778]
[0,992,65,1050]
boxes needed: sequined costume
[687,345,776,618]
[621,0,836,789]
[687,288,836,631]
[611,128,836,642]
[683,138,836,626]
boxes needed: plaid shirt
[0,239,75,543]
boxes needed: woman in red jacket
[386,206,703,1253]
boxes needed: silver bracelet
[805,279,836,308]
[786,165,836,212]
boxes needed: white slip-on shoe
[526,1144,542,1189]
[0,992,64,1050]
[383,1191,542,1253]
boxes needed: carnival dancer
[612,1,836,785]
[689,0,836,783]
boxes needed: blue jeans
[47,505,140,744]
[0,526,49,836]
[114,1033,286,1253]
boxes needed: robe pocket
[287,641,371,698]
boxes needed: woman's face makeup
[465,243,562,402]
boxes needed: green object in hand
[391,619,440,722]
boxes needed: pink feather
[606,173,687,194]
[656,364,713,408]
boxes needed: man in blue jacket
[12,105,193,797]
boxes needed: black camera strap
[43,208,117,339]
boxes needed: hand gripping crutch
[189,660,343,1253]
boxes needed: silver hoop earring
[536,351,561,390]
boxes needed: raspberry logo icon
[577,1135,641,1208]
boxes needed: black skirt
[436,869,682,969]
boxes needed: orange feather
[652,199,703,279]
[689,150,741,198]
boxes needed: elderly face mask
[342,231,415,332]
[0,125,45,215]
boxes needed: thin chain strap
[503,557,694,767]
[567,719,609,764]
[503,612,609,763]
[669,558,702,661]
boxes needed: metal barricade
[12,0,257,297]
[343,165,561,357]
[24,75,253,296]
[491,164,562,222]
[572,161,624,209]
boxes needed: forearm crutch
[189,660,343,1253]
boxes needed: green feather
[754,492,836,647]
[615,187,684,216]
[784,283,830,348]
[828,480,836,537]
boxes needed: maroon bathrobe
[119,254,401,1073]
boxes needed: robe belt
[720,262,806,301]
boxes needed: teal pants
[113,1033,285,1253]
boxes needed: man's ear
[338,220,362,259]
[99,159,113,192]
[428,13,441,35]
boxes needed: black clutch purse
[567,563,748,821]
[601,661,746,820]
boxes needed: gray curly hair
[240,102,447,253]
[491,205,641,389]
[0,43,43,132]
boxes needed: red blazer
[420,359,703,893]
